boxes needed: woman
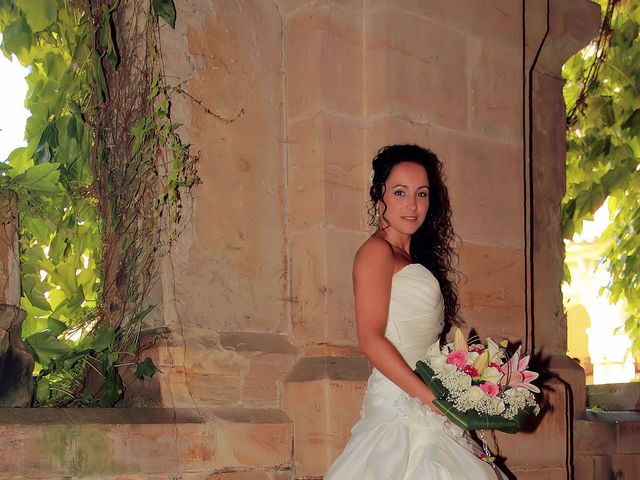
[324,145,505,479]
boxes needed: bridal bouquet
[415,328,540,434]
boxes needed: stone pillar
[280,2,371,477]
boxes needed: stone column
[279,2,373,477]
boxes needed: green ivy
[562,0,640,356]
[0,0,194,406]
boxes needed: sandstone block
[203,408,293,469]
[282,356,369,477]
[366,0,521,53]
[456,242,525,321]
[617,419,640,454]
[468,39,521,144]
[547,354,586,417]
[488,378,568,470]
[183,471,292,480]
[286,6,363,119]
[177,1,288,335]
[574,418,616,456]
[611,454,640,480]
[587,383,640,412]
[288,113,366,231]
[290,230,363,344]
[574,455,613,480]
[508,467,571,480]
[365,46,467,131]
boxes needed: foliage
[0,0,197,405]
[562,0,640,355]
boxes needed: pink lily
[499,347,540,393]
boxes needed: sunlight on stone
[564,199,637,384]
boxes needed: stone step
[124,330,298,409]
[282,355,370,478]
[0,407,293,477]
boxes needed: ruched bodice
[386,263,444,369]
[325,263,506,480]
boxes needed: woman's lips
[402,216,418,222]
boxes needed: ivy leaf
[99,3,119,68]
[24,330,71,366]
[35,377,51,404]
[153,0,176,29]
[34,121,59,164]
[11,162,60,193]
[1,17,33,64]
[46,317,68,337]
[621,108,640,138]
[134,357,159,380]
[15,0,57,33]
[99,368,123,407]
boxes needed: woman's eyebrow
[391,184,429,189]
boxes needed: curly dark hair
[368,144,461,328]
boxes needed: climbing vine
[562,0,640,355]
[0,0,198,405]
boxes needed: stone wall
[3,1,637,479]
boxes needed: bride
[324,145,506,479]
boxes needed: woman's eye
[418,192,428,197]
[393,191,405,196]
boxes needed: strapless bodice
[385,263,444,368]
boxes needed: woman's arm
[353,239,441,412]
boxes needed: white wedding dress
[324,263,506,479]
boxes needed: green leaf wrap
[415,360,534,434]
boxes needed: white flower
[481,366,503,384]
[491,397,506,414]
[468,385,485,401]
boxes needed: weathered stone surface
[574,454,614,480]
[488,378,569,470]
[182,472,292,480]
[611,453,640,480]
[508,467,571,480]
[286,4,363,120]
[617,419,640,455]
[290,230,364,345]
[587,382,640,412]
[0,407,292,476]
[365,44,468,131]
[574,418,616,456]
[283,356,369,477]
[203,408,293,469]
[468,38,521,144]
[288,112,367,231]
[166,0,288,334]
[0,191,19,306]
[547,353,586,417]
[0,304,34,407]
[456,242,528,342]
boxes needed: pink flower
[446,350,467,369]
[479,381,500,397]
[499,348,540,393]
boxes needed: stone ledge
[0,407,292,476]
[284,355,370,382]
[587,382,640,411]
[584,410,640,455]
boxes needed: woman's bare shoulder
[353,236,394,277]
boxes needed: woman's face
[379,161,430,238]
